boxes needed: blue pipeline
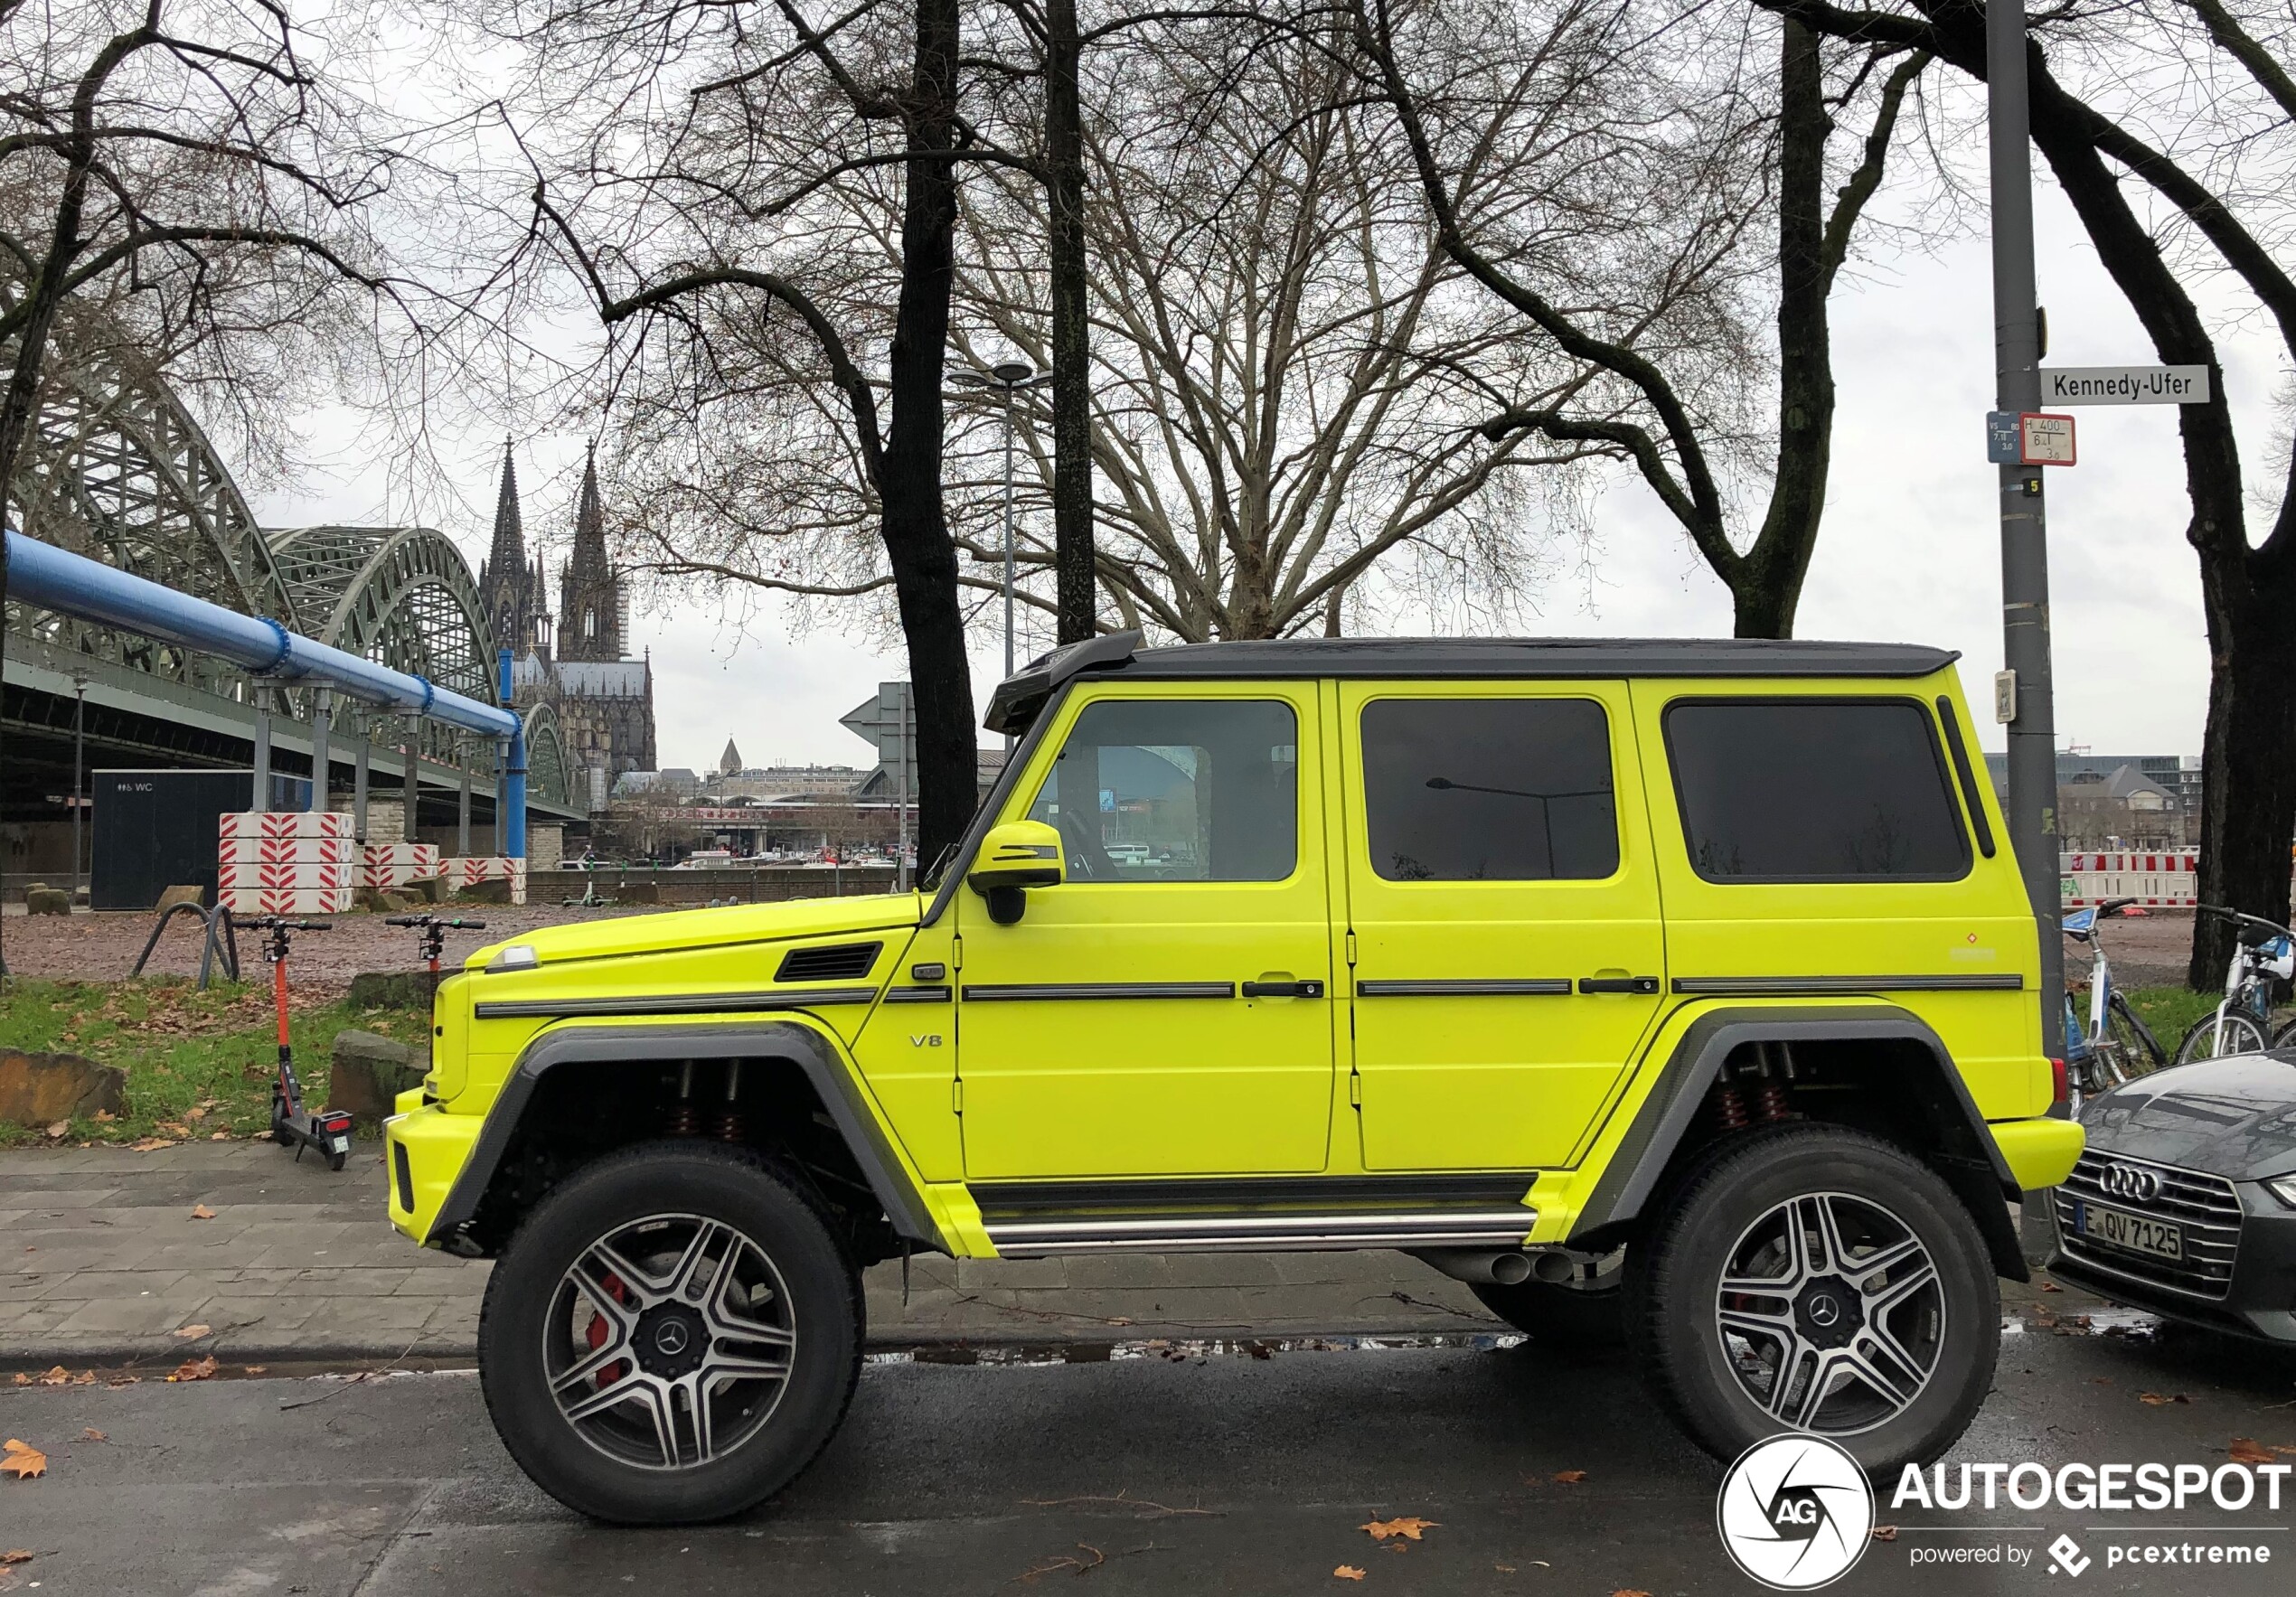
[7,529,528,855]
[498,647,526,860]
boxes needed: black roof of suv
[983,632,1961,733]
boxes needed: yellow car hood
[464,890,926,971]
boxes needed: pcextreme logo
[1716,1433,1877,1590]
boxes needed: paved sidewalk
[0,1144,1502,1366]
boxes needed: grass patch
[0,978,425,1148]
[2121,984,2238,1058]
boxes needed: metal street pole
[71,672,88,909]
[1988,0,2064,1050]
[1002,390,1018,685]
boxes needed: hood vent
[775,941,884,983]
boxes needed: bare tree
[1759,0,2296,985]
[501,0,1021,869]
[0,0,402,576]
[947,10,1651,641]
[1349,0,1929,639]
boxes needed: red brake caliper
[589,1274,629,1388]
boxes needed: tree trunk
[878,0,978,872]
[1735,19,1835,641]
[1045,0,1095,644]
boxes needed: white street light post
[951,359,1056,728]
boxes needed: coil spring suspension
[664,1059,701,1136]
[1712,1084,1750,1132]
[1755,1080,1793,1123]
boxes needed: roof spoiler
[983,629,1143,736]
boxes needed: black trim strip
[1355,978,1572,998]
[983,1210,1537,1256]
[970,1172,1539,1218]
[959,981,1236,1002]
[883,986,953,1004]
[475,986,880,1019]
[1670,974,2024,996]
[1935,694,1998,859]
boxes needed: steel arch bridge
[3,338,576,817]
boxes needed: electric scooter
[383,913,488,1000]
[250,916,353,1170]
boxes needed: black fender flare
[426,1020,940,1251]
[1567,1004,2028,1281]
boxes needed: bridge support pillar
[251,683,274,813]
[456,735,472,857]
[308,688,333,814]
[353,726,371,844]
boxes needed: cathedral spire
[487,436,525,574]
[559,439,625,662]
[570,439,607,571]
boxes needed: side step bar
[984,1208,1538,1256]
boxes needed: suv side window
[1026,698,1297,882]
[1360,698,1618,881]
[1664,699,1971,881]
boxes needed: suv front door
[955,685,1336,1179]
[1340,683,1667,1170]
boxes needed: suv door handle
[1241,980,1324,999]
[1578,976,1661,995]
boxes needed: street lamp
[951,359,1056,696]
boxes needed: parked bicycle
[2176,903,2296,1063]
[2062,897,2167,1099]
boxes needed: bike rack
[128,900,241,991]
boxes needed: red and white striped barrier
[220,859,353,893]
[218,885,353,916]
[442,856,527,905]
[220,810,350,841]
[2060,850,2198,908]
[219,834,355,866]
[359,841,441,888]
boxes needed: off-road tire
[478,1140,863,1524]
[1471,1280,1623,1350]
[1627,1123,1998,1475]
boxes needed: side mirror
[967,820,1065,925]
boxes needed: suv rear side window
[1360,698,1618,881]
[1027,698,1297,882]
[1664,700,1970,881]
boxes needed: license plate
[2078,1200,2182,1261]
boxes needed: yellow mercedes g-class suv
[385,634,2082,1523]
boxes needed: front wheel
[2102,991,2166,1078]
[1628,1124,1999,1475]
[2176,1009,2270,1065]
[478,1141,862,1524]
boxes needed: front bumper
[2046,1151,2296,1343]
[383,1091,485,1245]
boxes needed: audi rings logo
[1716,1434,1876,1590]
[2100,1161,2162,1204]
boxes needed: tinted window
[1027,699,1297,882]
[1360,699,1618,881]
[1664,700,1970,880]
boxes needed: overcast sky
[237,150,2279,775]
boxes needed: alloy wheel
[1712,1191,1943,1435]
[544,1211,796,1470]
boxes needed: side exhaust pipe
[1409,1247,1575,1287]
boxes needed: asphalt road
[4,1317,2295,1597]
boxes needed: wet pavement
[5,1305,2295,1596]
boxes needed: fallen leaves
[2229,1438,2278,1464]
[0,1551,29,1564]
[128,1138,175,1152]
[2139,1392,2191,1406]
[189,1204,216,1220]
[166,1356,217,1383]
[155,1122,191,1139]
[1361,1517,1438,1542]
[171,1323,212,1341]
[1550,1470,1587,1484]
[80,1430,104,1443]
[1612,1589,1653,1596]
[2038,1281,2064,1293]
[41,1122,66,1140]
[1333,1568,1366,1583]
[0,1441,45,1480]
[1872,1526,1900,1543]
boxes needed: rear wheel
[2176,1010,2269,1065]
[478,1141,862,1524]
[1628,1124,1998,1474]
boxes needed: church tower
[557,443,626,663]
[476,438,547,658]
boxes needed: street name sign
[2038,365,2210,406]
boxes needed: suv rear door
[1338,682,1668,1170]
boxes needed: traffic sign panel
[2019,412,2075,465]
[2039,365,2209,405]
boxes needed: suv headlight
[2264,1175,2296,1210]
